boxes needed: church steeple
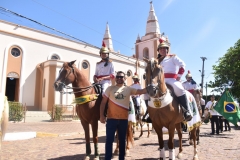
[103,22,114,51]
[145,2,160,36]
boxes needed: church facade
[0,3,165,114]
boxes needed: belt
[164,73,177,79]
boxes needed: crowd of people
[95,39,232,160]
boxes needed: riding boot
[178,94,192,121]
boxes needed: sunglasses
[116,76,124,79]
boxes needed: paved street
[1,121,240,160]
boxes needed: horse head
[54,60,76,92]
[143,58,166,98]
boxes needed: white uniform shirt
[95,62,114,85]
[95,61,114,92]
[205,100,219,116]
[182,81,197,92]
[160,55,186,77]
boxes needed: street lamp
[200,57,207,100]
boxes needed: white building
[0,3,165,114]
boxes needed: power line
[31,0,133,50]
[0,6,137,64]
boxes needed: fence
[50,104,79,122]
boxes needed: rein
[57,66,97,94]
[146,59,167,99]
[57,82,96,94]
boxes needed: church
[0,3,166,112]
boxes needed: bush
[8,101,24,122]
[48,105,64,121]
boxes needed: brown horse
[54,60,101,160]
[143,58,200,160]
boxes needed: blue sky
[0,0,240,95]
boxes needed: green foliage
[209,39,240,100]
[8,101,24,122]
[48,105,79,121]
[48,105,64,121]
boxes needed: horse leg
[81,121,91,160]
[139,121,143,138]
[91,121,99,160]
[152,124,165,160]
[196,127,200,145]
[168,125,176,160]
[147,123,150,138]
[175,123,183,159]
[126,122,134,157]
[190,128,199,160]
[189,131,194,145]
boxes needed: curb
[3,129,107,141]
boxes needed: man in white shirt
[205,95,220,135]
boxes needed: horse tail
[127,121,134,147]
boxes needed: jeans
[105,119,128,160]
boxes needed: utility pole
[205,82,208,101]
[200,57,207,94]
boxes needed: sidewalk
[4,121,107,141]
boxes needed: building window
[143,48,149,59]
[127,70,132,77]
[82,61,89,69]
[11,48,21,57]
[51,54,60,60]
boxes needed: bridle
[56,65,97,94]
[146,58,167,99]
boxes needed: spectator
[205,95,220,135]
[99,71,148,160]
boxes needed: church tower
[103,22,114,51]
[135,2,161,60]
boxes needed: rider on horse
[130,73,142,117]
[182,70,197,94]
[93,41,115,94]
[157,37,192,121]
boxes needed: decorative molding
[7,72,19,78]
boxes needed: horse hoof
[197,141,200,145]
[84,155,90,160]
[193,156,199,160]
[93,157,100,160]
[177,153,183,159]
[189,140,193,145]
[114,149,119,155]
[125,149,130,157]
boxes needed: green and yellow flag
[214,89,240,126]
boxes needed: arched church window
[11,48,21,57]
[51,54,60,60]
[143,48,149,59]
[82,61,89,69]
[127,70,132,77]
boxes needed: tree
[208,39,240,100]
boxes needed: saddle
[93,83,102,95]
